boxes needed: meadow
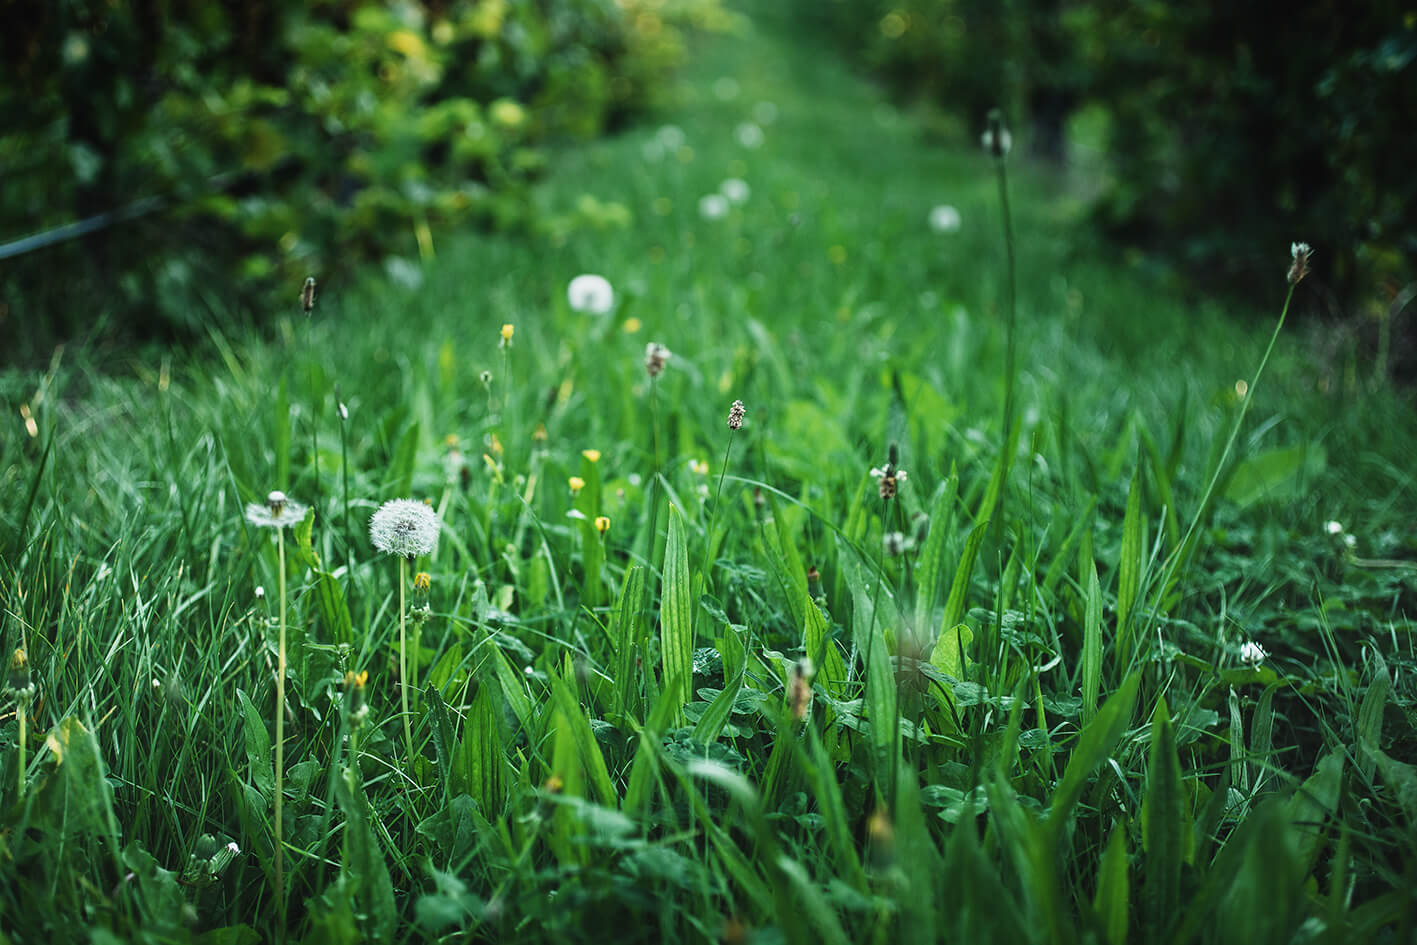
[2,5,1415,944]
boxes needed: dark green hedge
[797,0,1415,310]
[0,0,728,348]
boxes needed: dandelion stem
[1154,285,1297,613]
[399,556,413,766]
[15,699,25,799]
[274,527,288,932]
[699,430,737,597]
[993,142,1018,544]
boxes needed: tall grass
[2,6,1415,944]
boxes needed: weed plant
[2,6,1415,943]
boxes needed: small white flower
[928,204,962,233]
[255,585,266,599]
[1344,534,1357,550]
[656,125,686,150]
[752,101,779,125]
[1325,520,1344,535]
[1239,641,1268,666]
[699,193,730,220]
[720,178,750,205]
[337,402,349,422]
[226,842,240,854]
[567,274,615,315]
[244,491,306,530]
[734,122,764,149]
[369,498,441,558]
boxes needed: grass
[3,2,1417,942]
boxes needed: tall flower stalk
[700,400,746,598]
[369,498,441,765]
[1153,243,1313,609]
[244,489,307,929]
[7,647,33,799]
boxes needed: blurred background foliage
[799,0,1416,331]
[0,0,731,351]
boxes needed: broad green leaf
[1094,824,1129,945]
[913,474,959,634]
[237,689,274,801]
[693,669,743,744]
[550,659,616,807]
[1224,443,1324,509]
[610,565,647,721]
[1143,698,1183,939]
[942,520,988,635]
[661,505,693,715]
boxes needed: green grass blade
[1050,671,1139,834]
[692,669,743,744]
[1081,561,1103,725]
[913,473,959,635]
[1115,466,1144,655]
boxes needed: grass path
[3,3,1416,942]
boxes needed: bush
[0,0,730,349]
[791,0,1416,317]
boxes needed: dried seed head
[1288,242,1313,285]
[982,110,1012,158]
[644,342,672,378]
[301,277,316,314]
[369,498,441,558]
[727,399,746,430]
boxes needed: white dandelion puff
[369,498,441,558]
[244,490,307,530]
[720,178,751,205]
[567,273,615,315]
[928,204,962,233]
[734,122,764,149]
[699,193,730,220]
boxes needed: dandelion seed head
[734,122,764,149]
[982,111,1012,158]
[928,204,962,233]
[698,193,730,220]
[567,274,615,315]
[244,490,307,529]
[720,178,750,205]
[1288,242,1313,285]
[369,498,440,558]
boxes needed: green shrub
[0,0,729,349]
